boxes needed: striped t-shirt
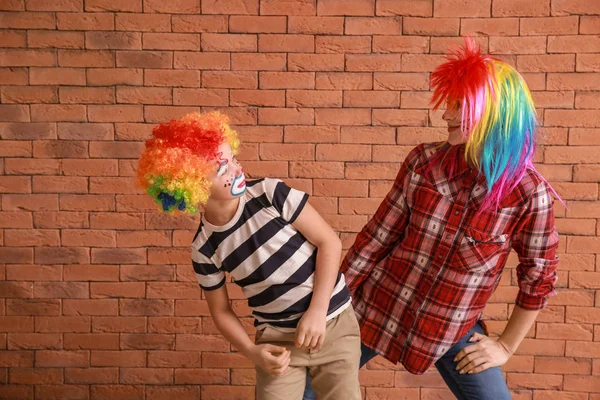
[191,178,350,331]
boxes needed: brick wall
[1,0,599,399]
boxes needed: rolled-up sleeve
[512,182,559,310]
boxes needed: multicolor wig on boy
[137,112,240,214]
[430,37,552,211]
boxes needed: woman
[303,38,560,400]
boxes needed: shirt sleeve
[340,146,415,294]
[512,181,559,310]
[263,178,309,224]
[191,246,225,291]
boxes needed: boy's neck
[203,197,241,227]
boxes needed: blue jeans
[302,322,511,400]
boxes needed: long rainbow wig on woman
[137,111,240,214]
[430,38,539,211]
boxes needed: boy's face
[442,101,468,145]
[209,143,246,200]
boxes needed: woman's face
[208,143,246,201]
[442,101,468,145]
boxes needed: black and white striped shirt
[191,178,350,331]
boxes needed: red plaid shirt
[341,143,559,374]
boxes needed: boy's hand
[249,344,291,376]
[295,308,327,351]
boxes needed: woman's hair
[430,38,538,211]
[137,111,240,214]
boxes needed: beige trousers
[255,305,362,400]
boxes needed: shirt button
[438,255,442,259]
[454,211,460,215]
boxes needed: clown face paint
[209,143,246,201]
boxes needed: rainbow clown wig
[137,111,240,214]
[430,37,542,211]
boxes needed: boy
[138,112,361,400]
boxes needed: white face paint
[210,143,246,201]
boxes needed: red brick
[90,248,146,264]
[120,299,174,316]
[6,264,61,281]
[0,212,32,228]
[119,368,173,385]
[145,386,202,400]
[576,92,600,109]
[514,339,565,356]
[0,30,26,47]
[9,367,62,385]
[0,104,29,122]
[548,73,600,90]
[580,16,600,34]
[144,213,198,230]
[86,0,140,11]
[202,33,257,52]
[35,316,90,333]
[173,52,229,70]
[315,108,371,126]
[147,248,190,264]
[25,0,81,10]
[555,219,596,236]
[1,11,55,29]
[283,126,338,144]
[520,16,578,35]
[289,161,343,179]
[65,367,118,384]
[564,375,600,393]
[346,54,401,72]
[34,211,89,229]
[549,35,600,53]
[374,73,429,90]
[376,0,432,16]
[115,51,172,69]
[91,385,144,400]
[286,89,341,107]
[143,33,199,51]
[288,16,344,34]
[518,55,575,73]
[313,179,368,197]
[85,32,141,50]
[430,36,488,54]
[143,0,199,13]
[91,350,146,367]
[461,17,519,35]
[1,86,57,104]
[260,71,315,89]
[365,388,419,399]
[552,0,600,15]
[492,0,549,16]
[346,16,402,35]
[258,108,314,125]
[58,87,112,104]
[202,352,253,368]
[317,0,374,16]
[316,36,371,54]
[32,176,88,194]
[229,16,286,33]
[546,111,600,128]
[63,299,118,316]
[64,333,119,350]
[0,68,29,85]
[0,282,32,298]
[0,350,34,367]
[114,13,170,32]
[202,0,257,14]
[314,144,369,162]
[0,0,24,10]
[28,30,84,50]
[288,53,344,72]
[91,316,146,333]
[577,54,600,72]
[535,356,592,375]
[121,334,174,350]
[339,126,394,144]
[229,89,283,107]
[5,229,59,247]
[260,0,315,15]
[7,333,62,350]
[57,12,114,30]
[144,70,200,87]
[4,158,59,174]
[203,71,258,89]
[147,317,200,334]
[171,15,227,32]
[402,17,458,36]
[88,105,143,123]
[87,68,143,86]
[259,34,314,53]
[0,316,33,333]
[6,300,60,316]
[552,182,597,200]
[508,373,563,390]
